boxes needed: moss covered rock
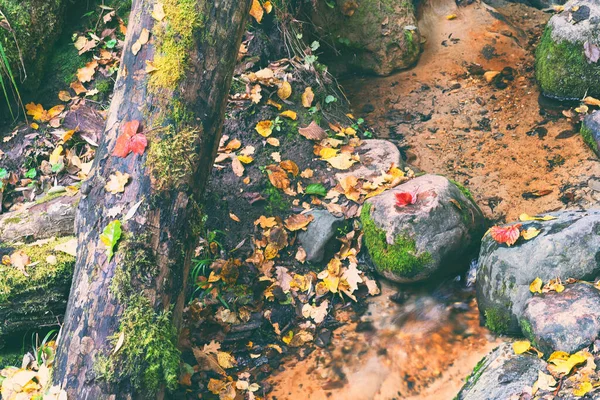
[581,110,600,155]
[310,0,421,75]
[0,236,75,345]
[476,209,600,335]
[535,0,600,100]
[0,0,66,92]
[361,174,485,283]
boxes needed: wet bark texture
[52,0,251,398]
[0,194,77,243]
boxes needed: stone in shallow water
[521,283,600,355]
[476,209,600,334]
[361,174,485,283]
[457,343,546,400]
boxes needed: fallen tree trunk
[52,0,252,398]
[0,193,78,243]
[0,236,75,347]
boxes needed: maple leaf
[489,224,522,246]
[129,133,148,155]
[395,188,419,207]
[113,120,147,157]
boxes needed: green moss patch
[484,307,510,334]
[94,294,180,395]
[0,237,75,304]
[535,26,600,100]
[360,203,431,279]
[580,124,599,155]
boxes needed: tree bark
[0,194,77,243]
[52,0,251,398]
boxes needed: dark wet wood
[52,0,251,397]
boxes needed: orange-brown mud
[266,0,600,398]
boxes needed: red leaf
[395,189,419,207]
[490,224,522,246]
[123,120,140,138]
[113,120,144,158]
[113,134,131,158]
[129,133,147,155]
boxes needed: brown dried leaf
[299,121,327,141]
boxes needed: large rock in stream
[521,283,600,355]
[457,343,547,400]
[477,209,600,335]
[310,0,421,75]
[361,174,485,283]
[535,0,600,99]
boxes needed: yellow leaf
[58,90,72,102]
[277,81,292,100]
[529,277,543,294]
[62,129,76,142]
[265,243,279,260]
[532,370,557,394]
[217,351,237,369]
[50,145,64,165]
[583,96,600,106]
[26,102,46,121]
[548,351,570,362]
[267,99,282,110]
[263,0,273,13]
[229,213,240,222]
[575,104,589,114]
[521,227,541,240]
[513,340,531,355]
[548,352,586,375]
[30,122,39,129]
[249,0,264,23]
[255,120,274,137]
[319,147,338,159]
[280,110,297,120]
[237,155,254,164]
[254,215,276,228]
[519,213,557,222]
[77,60,98,83]
[302,87,314,108]
[446,13,457,19]
[326,153,357,170]
[266,137,280,147]
[573,381,593,397]
[47,105,65,119]
[104,171,130,194]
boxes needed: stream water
[267,0,600,397]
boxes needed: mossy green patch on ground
[449,179,474,202]
[535,26,600,99]
[484,307,510,334]
[94,294,180,395]
[0,237,75,304]
[580,124,599,155]
[0,351,22,369]
[360,203,431,279]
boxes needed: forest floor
[266,0,600,398]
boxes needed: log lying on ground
[0,193,78,243]
[0,236,75,348]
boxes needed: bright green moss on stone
[535,25,600,100]
[580,123,599,155]
[360,203,432,279]
[484,307,510,334]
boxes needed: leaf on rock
[129,133,148,155]
[395,190,418,207]
[299,121,327,140]
[152,2,165,21]
[529,277,543,294]
[519,213,557,222]
[100,220,122,261]
[326,153,356,170]
[573,381,593,397]
[284,213,314,231]
[105,171,130,194]
[319,147,338,159]
[255,120,274,137]
[113,120,146,157]
[548,352,587,375]
[521,227,541,240]
[513,340,531,355]
[532,370,557,394]
[584,40,600,63]
[489,224,521,246]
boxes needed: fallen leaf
[113,331,125,355]
[583,96,600,106]
[302,87,314,108]
[58,91,72,102]
[10,250,30,276]
[77,60,98,83]
[548,352,586,375]
[519,213,557,222]
[284,213,314,231]
[255,120,274,137]
[280,160,299,176]
[446,13,457,19]
[277,81,292,100]
[395,190,418,207]
[105,171,130,194]
[266,137,280,147]
[299,121,327,140]
[217,352,237,369]
[254,215,276,228]
[100,220,122,261]
[573,381,593,397]
[229,213,241,222]
[280,110,297,120]
[513,340,531,355]
[532,370,557,394]
[326,153,357,170]
[489,224,521,246]
[521,227,541,240]
[249,0,264,23]
[70,81,87,95]
[50,145,64,165]
[152,2,165,21]
[529,277,543,294]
